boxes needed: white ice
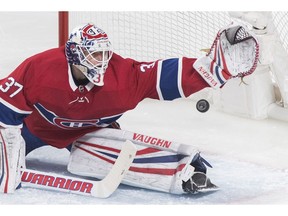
[1,11,288,214]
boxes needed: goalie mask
[65,23,113,86]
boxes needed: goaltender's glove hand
[193,23,259,88]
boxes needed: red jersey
[0,46,208,148]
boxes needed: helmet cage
[76,44,113,75]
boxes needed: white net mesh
[272,12,288,53]
[69,11,232,61]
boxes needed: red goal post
[58,11,69,47]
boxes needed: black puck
[196,99,210,113]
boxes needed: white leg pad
[0,128,26,193]
[68,128,198,194]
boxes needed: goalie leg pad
[67,128,214,194]
[0,128,26,193]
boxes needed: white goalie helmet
[65,23,113,86]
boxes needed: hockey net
[65,12,231,60]
[62,11,288,121]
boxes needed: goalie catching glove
[193,23,259,88]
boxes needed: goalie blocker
[68,128,218,195]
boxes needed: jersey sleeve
[129,57,210,101]
[0,59,33,128]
